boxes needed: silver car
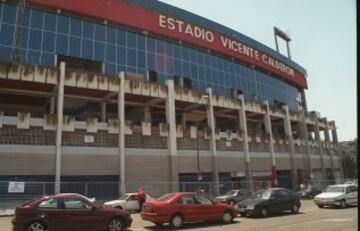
[313,184,358,208]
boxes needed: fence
[0,179,345,207]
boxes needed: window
[38,198,59,209]
[178,195,195,205]
[57,55,102,73]
[194,195,212,205]
[63,198,91,210]
[127,195,138,201]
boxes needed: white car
[313,184,358,208]
[103,192,154,212]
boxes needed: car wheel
[291,204,299,213]
[239,212,246,217]
[27,221,47,231]
[340,200,346,209]
[222,210,234,223]
[228,200,235,206]
[260,207,269,217]
[170,214,183,229]
[108,217,124,231]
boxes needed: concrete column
[282,105,297,190]
[54,62,65,194]
[206,88,219,196]
[331,121,344,181]
[101,102,106,122]
[166,80,179,192]
[324,119,335,181]
[301,111,313,180]
[263,101,276,187]
[314,116,326,181]
[118,72,126,195]
[238,95,252,192]
[50,97,55,114]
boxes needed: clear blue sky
[160,0,356,141]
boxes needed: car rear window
[156,193,175,201]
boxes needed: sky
[159,0,357,142]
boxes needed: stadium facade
[0,0,342,197]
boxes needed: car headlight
[246,205,255,210]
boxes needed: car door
[194,194,220,221]
[37,198,68,231]
[177,195,199,222]
[125,194,139,210]
[268,190,284,213]
[62,197,104,231]
[279,189,296,211]
[348,186,357,204]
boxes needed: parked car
[295,185,322,199]
[214,189,250,205]
[12,194,132,231]
[104,192,154,212]
[235,188,301,217]
[141,192,236,228]
[313,184,358,208]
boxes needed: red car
[141,192,236,228]
[12,194,132,231]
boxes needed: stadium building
[0,0,342,197]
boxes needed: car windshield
[156,193,175,201]
[118,194,130,200]
[225,190,237,196]
[252,190,271,200]
[323,186,345,193]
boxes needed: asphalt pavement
[0,200,357,231]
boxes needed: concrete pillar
[101,102,106,122]
[206,88,219,196]
[324,119,335,182]
[238,95,252,192]
[314,116,326,182]
[263,101,276,187]
[50,97,55,114]
[282,105,297,190]
[331,121,344,181]
[54,62,65,194]
[301,111,313,181]
[166,80,179,192]
[118,72,126,195]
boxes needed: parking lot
[0,200,357,231]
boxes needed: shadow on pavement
[141,220,240,230]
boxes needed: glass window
[82,39,93,60]
[0,45,13,60]
[156,39,164,54]
[29,29,42,50]
[27,50,40,64]
[105,63,116,76]
[70,18,82,37]
[127,48,136,67]
[42,31,55,52]
[106,26,116,44]
[147,37,155,53]
[106,44,116,63]
[94,41,105,61]
[117,46,126,65]
[82,21,94,39]
[69,36,81,57]
[56,33,69,55]
[30,10,44,29]
[41,52,54,66]
[2,4,16,24]
[63,198,91,210]
[22,9,31,27]
[57,15,69,34]
[44,12,56,31]
[137,34,145,50]
[165,42,172,57]
[137,50,145,68]
[94,24,105,41]
[116,29,126,46]
[0,24,15,46]
[20,27,29,48]
[38,198,59,209]
[127,32,136,48]
[178,195,195,205]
